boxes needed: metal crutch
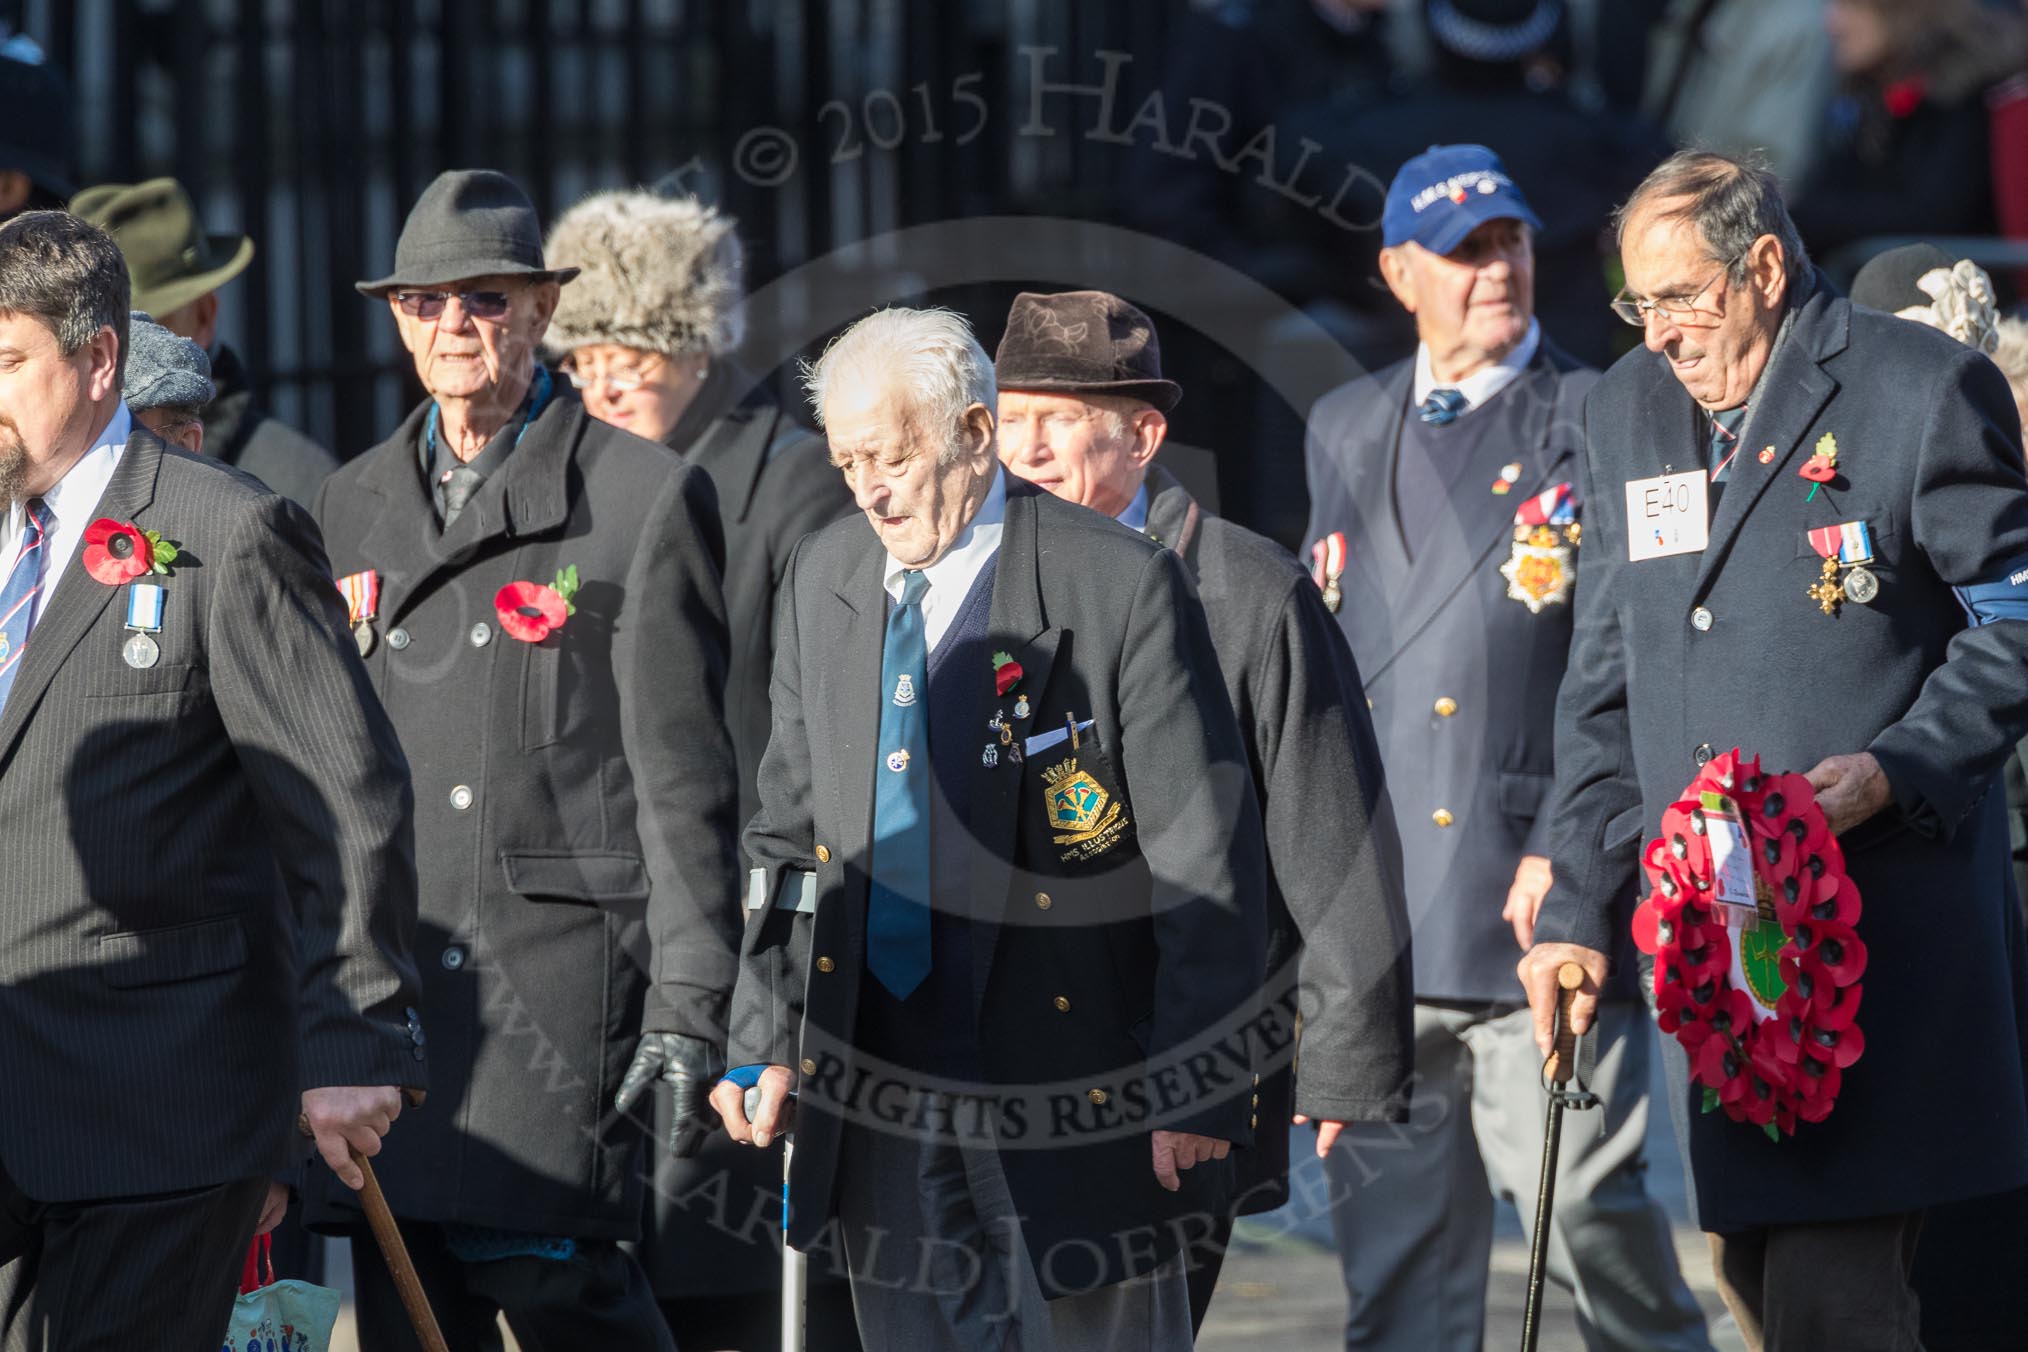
[741,1079,806,1352]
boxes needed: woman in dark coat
[1792,0,2028,259]
[545,189,854,1352]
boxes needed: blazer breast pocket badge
[1500,481,1580,613]
[1026,716,1135,865]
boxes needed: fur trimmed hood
[543,190,745,359]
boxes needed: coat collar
[665,366,779,524]
[350,389,581,619]
[1141,465,1204,563]
[1691,277,1848,596]
[0,426,164,762]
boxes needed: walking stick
[1519,963,1600,1352]
[298,1111,449,1352]
[351,1149,451,1352]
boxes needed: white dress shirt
[0,402,131,628]
[882,468,1006,654]
[1411,318,1541,414]
[1113,482,1150,533]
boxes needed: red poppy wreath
[1632,749,1866,1141]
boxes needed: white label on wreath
[1700,790,1758,920]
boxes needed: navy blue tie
[1418,387,1468,426]
[0,498,55,712]
[867,569,933,998]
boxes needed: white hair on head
[802,306,996,463]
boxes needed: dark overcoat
[669,372,850,846]
[309,389,741,1239]
[641,373,850,1300]
[0,425,422,1203]
[1533,278,2028,1229]
[1303,341,1625,1004]
[1142,466,1412,1217]
[730,479,1269,1298]
[202,344,341,509]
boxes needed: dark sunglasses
[394,288,512,321]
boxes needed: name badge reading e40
[1625,470,1711,561]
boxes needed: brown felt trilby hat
[993,290,1182,412]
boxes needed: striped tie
[0,498,55,711]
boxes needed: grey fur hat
[123,310,214,411]
[543,190,745,360]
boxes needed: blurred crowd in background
[8,0,2028,551]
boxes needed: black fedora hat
[994,290,1182,412]
[357,168,578,295]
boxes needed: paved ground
[326,1028,1742,1351]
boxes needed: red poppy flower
[495,581,570,643]
[1883,76,1928,120]
[1798,455,1837,484]
[992,650,1023,697]
[82,518,153,584]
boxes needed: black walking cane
[1520,963,1601,1352]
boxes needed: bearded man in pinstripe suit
[0,211,425,1350]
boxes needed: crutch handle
[1546,962,1585,1086]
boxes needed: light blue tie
[0,498,55,712]
[867,569,933,999]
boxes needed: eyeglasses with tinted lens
[1609,254,1743,328]
[394,289,512,321]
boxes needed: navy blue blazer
[1534,277,2028,1229]
[731,480,1269,1297]
[1304,340,1611,1003]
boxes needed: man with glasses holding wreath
[309,169,740,1351]
[1525,149,2028,1349]
[1301,144,1708,1352]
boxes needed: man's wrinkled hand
[710,1065,796,1147]
[1517,943,1609,1056]
[255,1180,290,1236]
[300,1085,404,1191]
[614,1033,724,1158]
[1804,751,1891,836]
[1151,1130,1231,1192]
[1503,854,1554,950]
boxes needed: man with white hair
[711,306,1268,1349]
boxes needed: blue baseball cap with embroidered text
[1382,144,1543,256]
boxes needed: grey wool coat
[730,478,1270,1298]
[0,425,423,1203]
[1534,277,2028,1230]
[1141,466,1413,1216]
[309,388,741,1239]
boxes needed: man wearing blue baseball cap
[1302,145,1710,1351]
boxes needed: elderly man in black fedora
[309,168,740,1351]
[74,177,339,507]
[993,289,1415,1332]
